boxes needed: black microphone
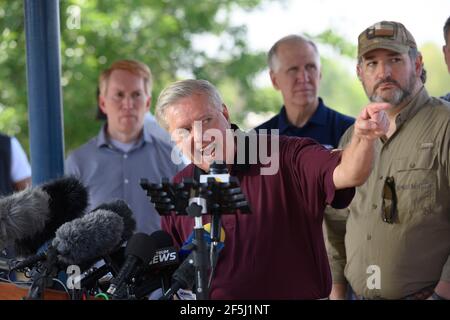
[160,252,196,300]
[160,225,226,300]
[130,231,179,299]
[11,209,124,271]
[7,176,88,255]
[78,247,126,292]
[148,231,179,269]
[107,233,157,297]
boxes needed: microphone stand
[186,196,209,300]
[209,211,222,274]
[140,162,251,301]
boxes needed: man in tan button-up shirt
[325,21,450,300]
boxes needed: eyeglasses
[382,176,397,224]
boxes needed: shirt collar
[96,123,152,149]
[395,86,430,128]
[278,98,325,133]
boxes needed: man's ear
[414,52,423,77]
[270,70,280,90]
[356,63,363,82]
[145,96,152,112]
[99,95,108,114]
[221,104,230,122]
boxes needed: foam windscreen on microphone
[14,176,88,255]
[0,188,50,250]
[52,209,124,265]
[93,199,136,243]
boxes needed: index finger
[368,103,391,114]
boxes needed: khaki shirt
[325,87,450,299]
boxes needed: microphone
[11,209,124,271]
[0,188,50,250]
[77,246,125,292]
[40,201,136,293]
[161,224,225,300]
[148,231,179,268]
[89,199,136,274]
[130,230,180,299]
[160,252,196,300]
[52,209,124,265]
[6,176,89,255]
[179,223,225,259]
[92,199,136,244]
[107,233,157,297]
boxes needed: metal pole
[24,0,65,186]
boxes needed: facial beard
[370,86,407,105]
[366,71,416,106]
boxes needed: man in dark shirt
[154,79,389,299]
[255,35,354,149]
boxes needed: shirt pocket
[393,148,437,221]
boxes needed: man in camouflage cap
[325,21,450,300]
[358,21,417,58]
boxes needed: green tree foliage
[0,0,273,153]
[1,3,449,155]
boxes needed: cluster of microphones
[0,176,224,300]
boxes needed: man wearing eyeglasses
[325,21,450,300]
[66,59,185,235]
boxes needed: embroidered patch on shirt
[420,142,434,149]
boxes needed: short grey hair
[155,79,224,131]
[268,34,319,72]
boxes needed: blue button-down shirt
[65,125,185,235]
[441,93,450,102]
[255,98,355,149]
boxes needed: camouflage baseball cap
[358,21,417,59]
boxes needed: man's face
[357,49,420,108]
[270,41,321,110]
[99,69,150,140]
[444,32,450,73]
[164,93,231,172]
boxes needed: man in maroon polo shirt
[154,79,389,299]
